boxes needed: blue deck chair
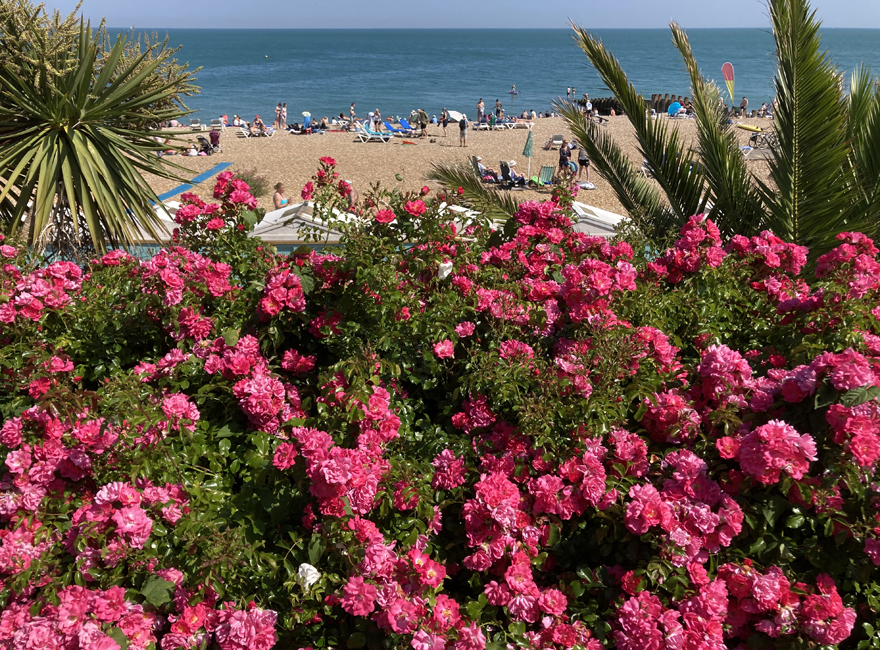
[384,121,409,136]
[398,118,417,135]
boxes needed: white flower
[297,563,321,589]
[438,261,454,280]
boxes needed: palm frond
[669,23,766,239]
[558,101,673,242]
[427,163,520,222]
[842,65,880,240]
[570,22,709,233]
[0,18,192,255]
[758,0,862,256]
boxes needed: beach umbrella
[302,111,311,117]
[722,62,735,104]
[522,129,534,178]
[447,110,464,122]
[667,102,682,116]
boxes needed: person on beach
[350,103,356,123]
[577,146,591,183]
[273,103,282,130]
[567,87,571,99]
[459,114,468,147]
[417,109,429,138]
[477,98,484,122]
[344,181,359,209]
[558,139,571,171]
[507,160,525,185]
[495,99,502,118]
[476,156,498,181]
[373,109,382,132]
[740,96,749,116]
[281,103,288,129]
[440,108,448,136]
[273,183,289,210]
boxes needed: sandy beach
[149,115,775,216]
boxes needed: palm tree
[432,0,880,259]
[0,6,197,258]
[562,0,880,257]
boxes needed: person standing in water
[281,103,287,129]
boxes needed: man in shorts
[459,114,468,147]
[495,99,502,118]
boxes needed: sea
[126,28,880,123]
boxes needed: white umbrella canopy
[447,110,464,122]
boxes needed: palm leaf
[0,18,193,256]
[842,65,880,239]
[758,0,865,256]
[570,22,709,233]
[558,101,673,242]
[427,162,520,222]
[669,23,766,239]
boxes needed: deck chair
[190,119,205,131]
[358,124,393,143]
[551,134,564,148]
[398,118,417,135]
[384,121,409,136]
[238,126,252,139]
[537,165,555,186]
[499,162,526,189]
[209,118,225,130]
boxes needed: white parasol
[447,110,464,122]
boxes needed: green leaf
[107,627,129,650]
[841,385,880,407]
[222,328,240,348]
[308,534,326,565]
[347,634,366,649]
[140,576,175,607]
[785,514,805,529]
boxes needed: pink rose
[375,209,395,224]
[433,340,454,359]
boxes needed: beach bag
[459,118,467,130]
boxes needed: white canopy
[571,202,627,238]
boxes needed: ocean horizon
[124,28,880,123]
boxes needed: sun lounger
[551,134,564,148]
[238,126,252,139]
[537,165,555,186]
[398,118,417,135]
[508,121,534,130]
[384,121,410,136]
[357,124,393,143]
[209,118,225,130]
[190,119,205,131]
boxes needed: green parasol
[522,129,534,179]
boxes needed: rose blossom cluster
[624,450,742,565]
[139,247,233,307]
[202,334,305,434]
[259,265,307,319]
[0,260,82,325]
[646,215,726,284]
[0,585,158,650]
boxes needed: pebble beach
[148,115,775,215]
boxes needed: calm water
[133,28,880,122]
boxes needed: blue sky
[46,0,880,29]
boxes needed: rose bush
[3,159,880,649]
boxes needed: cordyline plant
[5,157,880,650]
[0,1,198,259]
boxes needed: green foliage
[565,0,880,261]
[0,1,198,257]
[234,168,271,198]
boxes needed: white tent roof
[571,202,626,237]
